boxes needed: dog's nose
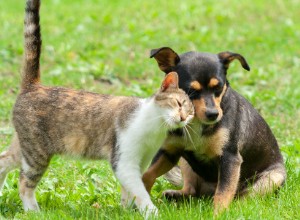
[205,109,219,121]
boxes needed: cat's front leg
[120,186,136,209]
[115,163,158,217]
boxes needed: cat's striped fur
[0,0,194,217]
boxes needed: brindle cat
[0,0,194,217]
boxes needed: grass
[0,0,300,219]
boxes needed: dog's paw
[162,189,185,200]
[213,195,229,215]
[213,205,227,216]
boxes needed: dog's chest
[184,123,229,159]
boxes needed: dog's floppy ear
[218,51,250,71]
[150,47,180,74]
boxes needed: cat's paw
[143,205,158,219]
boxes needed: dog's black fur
[142,47,286,213]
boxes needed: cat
[0,0,194,217]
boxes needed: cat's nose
[180,115,186,122]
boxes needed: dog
[142,47,286,214]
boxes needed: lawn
[0,0,299,219]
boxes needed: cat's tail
[21,0,41,90]
[164,165,183,187]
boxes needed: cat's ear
[161,72,179,92]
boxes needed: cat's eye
[177,100,182,107]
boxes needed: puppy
[142,47,286,214]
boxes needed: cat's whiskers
[183,126,196,149]
[185,123,200,138]
[187,89,197,99]
[158,118,170,131]
[161,116,174,129]
[146,115,166,123]
[182,127,188,143]
[186,87,193,96]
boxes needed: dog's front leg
[143,149,180,193]
[214,150,243,214]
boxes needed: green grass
[0,0,300,219]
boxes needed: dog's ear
[218,51,250,71]
[150,47,180,74]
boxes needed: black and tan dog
[142,47,286,213]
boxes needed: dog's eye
[214,85,222,91]
[214,85,223,96]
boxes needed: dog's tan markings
[143,138,183,193]
[215,84,227,103]
[179,158,198,196]
[212,84,227,120]
[203,127,229,158]
[190,81,202,91]
[214,153,242,214]
[143,154,178,193]
[185,125,229,158]
[163,136,184,154]
[208,78,219,88]
[242,164,286,197]
[161,158,198,198]
[178,158,217,197]
[163,158,217,199]
[192,98,206,121]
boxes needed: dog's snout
[205,109,219,121]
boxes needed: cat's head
[154,72,194,129]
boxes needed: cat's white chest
[117,99,167,166]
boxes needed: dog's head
[150,47,250,125]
